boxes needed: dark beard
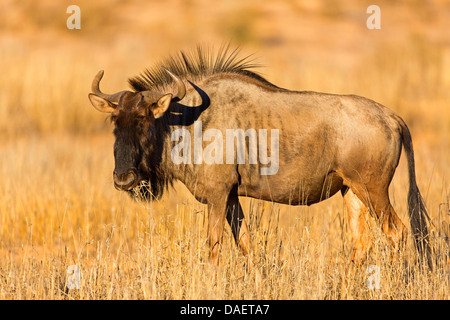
[127,120,172,202]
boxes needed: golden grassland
[0,0,448,299]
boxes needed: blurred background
[0,0,448,299]
[0,0,449,137]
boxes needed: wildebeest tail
[398,116,433,269]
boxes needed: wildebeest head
[88,68,185,198]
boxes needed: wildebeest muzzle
[113,168,139,191]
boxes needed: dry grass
[0,0,448,299]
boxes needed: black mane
[128,45,277,92]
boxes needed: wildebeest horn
[162,66,186,102]
[91,70,127,103]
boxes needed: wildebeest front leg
[207,199,228,271]
[226,196,262,290]
[226,196,251,257]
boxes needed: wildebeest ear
[152,93,172,119]
[88,93,116,113]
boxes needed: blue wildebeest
[89,47,432,272]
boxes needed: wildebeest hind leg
[377,200,407,254]
[340,187,373,298]
[348,184,407,259]
[342,187,372,267]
